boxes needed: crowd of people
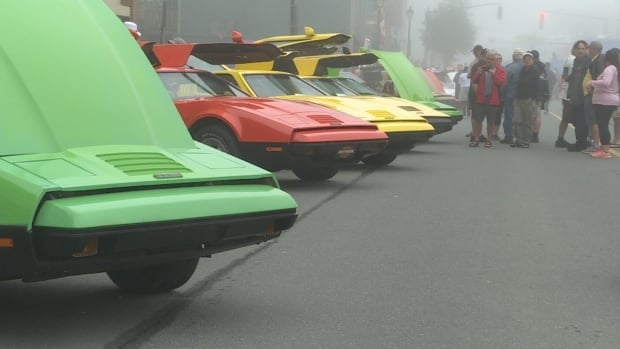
[453,41,620,158]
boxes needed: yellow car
[251,27,464,125]
[214,68,435,166]
[276,52,454,135]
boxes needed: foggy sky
[402,0,620,66]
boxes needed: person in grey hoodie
[500,49,524,144]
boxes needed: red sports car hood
[207,96,378,129]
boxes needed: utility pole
[290,0,298,34]
[159,0,167,43]
[406,6,413,60]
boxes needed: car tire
[192,124,240,156]
[361,150,398,167]
[291,165,338,182]
[107,258,199,294]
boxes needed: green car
[0,1,297,293]
[364,50,464,125]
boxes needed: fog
[404,0,620,67]
[136,0,620,70]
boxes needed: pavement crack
[102,167,375,349]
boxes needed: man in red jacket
[469,49,507,147]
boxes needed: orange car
[146,43,389,181]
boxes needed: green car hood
[0,1,297,229]
[370,50,436,102]
[1,1,194,155]
[370,50,461,118]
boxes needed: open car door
[255,26,351,55]
[147,43,284,68]
[291,53,379,76]
[370,49,436,102]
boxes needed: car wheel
[292,165,338,182]
[361,150,398,167]
[107,258,199,294]
[192,124,240,156]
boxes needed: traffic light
[539,12,545,29]
[497,5,503,20]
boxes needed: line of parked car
[142,27,464,182]
[0,2,462,294]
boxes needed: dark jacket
[567,56,590,105]
[515,64,540,100]
[590,54,605,80]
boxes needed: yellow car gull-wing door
[255,26,351,55]
[292,53,379,76]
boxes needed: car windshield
[244,74,326,97]
[304,78,357,96]
[333,78,380,96]
[158,72,248,99]
[187,55,226,72]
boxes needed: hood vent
[306,114,343,125]
[97,152,191,176]
[366,110,396,119]
[399,105,421,112]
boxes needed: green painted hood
[0,1,194,156]
[0,143,294,229]
[0,1,297,230]
[370,50,436,102]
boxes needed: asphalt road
[2,101,620,349]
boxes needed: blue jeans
[503,98,515,140]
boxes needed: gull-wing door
[292,53,379,76]
[255,27,351,55]
[150,43,283,69]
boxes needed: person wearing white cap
[123,21,141,40]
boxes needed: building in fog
[106,0,407,53]
[103,0,137,21]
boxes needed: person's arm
[493,64,506,86]
[472,68,483,83]
[590,66,616,89]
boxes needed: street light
[406,5,413,60]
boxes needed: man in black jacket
[530,50,548,142]
[565,40,590,151]
[581,41,605,153]
[511,51,540,148]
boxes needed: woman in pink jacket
[587,48,620,158]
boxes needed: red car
[146,43,388,181]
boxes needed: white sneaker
[582,144,600,154]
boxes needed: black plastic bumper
[425,117,454,135]
[240,140,388,171]
[386,131,435,152]
[0,209,297,282]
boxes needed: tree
[421,0,475,67]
